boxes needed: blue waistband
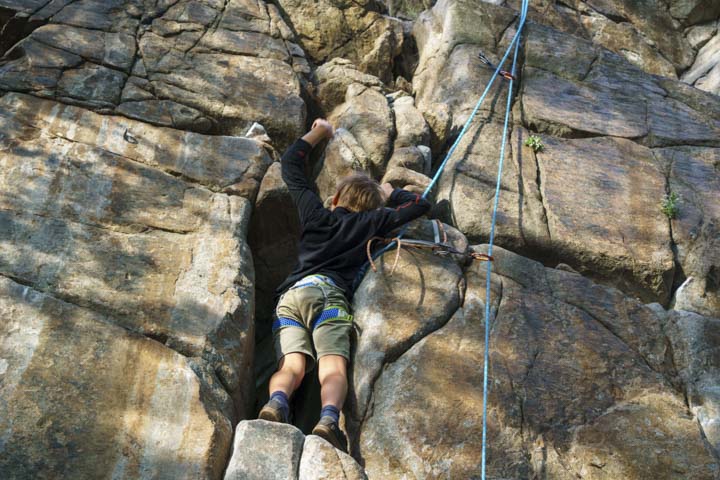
[290,274,338,290]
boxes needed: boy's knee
[279,352,307,376]
[318,354,348,381]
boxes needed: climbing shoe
[258,397,288,424]
[312,416,348,452]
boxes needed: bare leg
[318,355,347,409]
[268,352,306,397]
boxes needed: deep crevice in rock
[659,151,687,304]
[531,142,552,242]
[392,20,418,85]
[0,8,46,57]
[697,417,720,463]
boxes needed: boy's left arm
[374,187,432,235]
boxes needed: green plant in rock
[525,135,544,152]
[661,191,680,219]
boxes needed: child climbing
[258,119,431,451]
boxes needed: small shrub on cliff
[525,135,544,152]
[661,191,680,219]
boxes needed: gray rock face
[274,0,404,84]
[314,66,431,201]
[328,83,395,179]
[504,0,705,79]
[521,24,720,147]
[415,1,720,313]
[349,219,467,423]
[413,0,516,134]
[682,31,720,95]
[391,95,430,150]
[0,90,264,478]
[225,421,305,480]
[315,58,385,114]
[299,436,368,480]
[0,94,262,415]
[0,277,234,480]
[357,245,718,479]
[0,0,307,147]
[313,127,374,202]
[664,309,720,457]
[479,0,720,98]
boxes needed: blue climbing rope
[481,1,529,478]
[421,3,527,201]
[356,1,531,477]
[354,0,531,289]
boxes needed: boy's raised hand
[312,118,334,138]
[302,118,335,147]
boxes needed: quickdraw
[478,51,516,81]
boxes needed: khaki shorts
[273,274,353,372]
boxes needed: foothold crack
[0,206,193,236]
[27,0,55,17]
[141,0,181,26]
[0,271,187,355]
[30,36,133,75]
[496,13,519,50]
[581,2,631,25]
[183,0,225,56]
[696,416,720,463]
[0,271,40,292]
[563,296,663,379]
[325,13,380,63]
[654,149,685,303]
[662,329,689,404]
[532,149,552,241]
[580,54,599,81]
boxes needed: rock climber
[258,118,431,451]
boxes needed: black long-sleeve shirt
[274,138,431,299]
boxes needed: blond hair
[334,173,383,212]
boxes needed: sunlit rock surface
[0,0,719,478]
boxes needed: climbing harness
[357,1,531,478]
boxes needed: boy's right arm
[374,188,432,235]
[281,120,333,223]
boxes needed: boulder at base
[224,420,366,480]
